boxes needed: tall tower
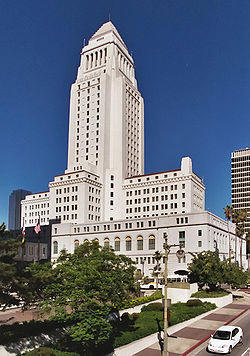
[66,21,144,180]
[231,148,250,238]
[9,189,32,230]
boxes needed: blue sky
[0,0,249,225]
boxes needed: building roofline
[30,190,49,195]
[54,170,100,179]
[125,169,181,180]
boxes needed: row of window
[27,210,49,217]
[126,203,182,213]
[56,195,78,204]
[231,155,250,163]
[25,203,49,210]
[56,186,78,194]
[52,235,204,256]
[125,184,185,196]
[85,50,107,70]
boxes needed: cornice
[49,177,102,188]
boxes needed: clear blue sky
[0,0,249,225]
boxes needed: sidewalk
[132,296,250,356]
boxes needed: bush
[186,299,203,307]
[22,347,79,356]
[114,310,163,348]
[121,291,162,309]
[141,302,163,312]
[121,312,130,324]
[169,301,216,326]
[132,313,140,320]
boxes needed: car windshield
[213,331,231,340]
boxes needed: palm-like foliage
[232,209,247,267]
[224,205,234,260]
[224,205,233,221]
[153,250,163,291]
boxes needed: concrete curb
[182,306,250,356]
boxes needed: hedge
[186,299,203,307]
[114,300,216,348]
[141,302,163,312]
[121,291,162,309]
[22,347,79,356]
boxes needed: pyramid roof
[91,21,127,48]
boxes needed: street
[191,309,250,356]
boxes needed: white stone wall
[122,157,205,220]
[50,210,247,273]
[21,192,50,227]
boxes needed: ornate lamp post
[163,232,185,356]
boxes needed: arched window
[148,235,155,250]
[74,239,79,250]
[104,238,110,248]
[114,237,120,251]
[137,236,143,250]
[53,241,58,254]
[93,238,99,243]
[126,236,132,251]
[84,239,89,243]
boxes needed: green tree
[188,251,223,290]
[32,241,136,354]
[0,238,26,308]
[221,259,248,288]
[0,222,10,240]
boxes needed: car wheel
[228,346,232,354]
[239,336,243,343]
[206,346,210,353]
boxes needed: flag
[34,219,41,234]
[21,225,25,244]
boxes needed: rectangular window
[126,239,132,251]
[114,240,120,251]
[198,230,202,236]
[179,231,185,248]
[137,239,143,250]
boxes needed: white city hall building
[21,21,247,274]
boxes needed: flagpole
[22,217,25,262]
[38,215,40,263]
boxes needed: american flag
[34,219,41,234]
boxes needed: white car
[207,325,243,354]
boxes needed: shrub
[121,291,162,309]
[186,299,203,307]
[141,303,163,312]
[22,347,79,356]
[132,313,140,320]
[121,312,130,324]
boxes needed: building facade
[9,189,32,230]
[231,148,250,237]
[21,22,247,272]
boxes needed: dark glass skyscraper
[8,189,32,230]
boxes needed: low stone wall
[195,293,233,308]
[120,299,162,316]
[162,283,198,304]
